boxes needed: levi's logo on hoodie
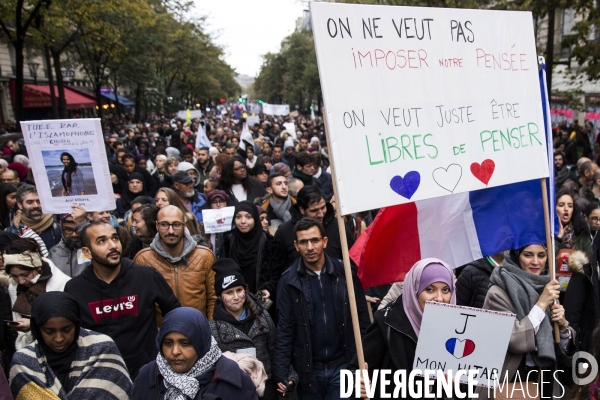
[88,295,138,322]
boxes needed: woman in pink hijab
[348,258,456,400]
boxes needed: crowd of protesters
[0,110,600,399]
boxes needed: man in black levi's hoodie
[64,222,180,379]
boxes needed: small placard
[413,302,515,388]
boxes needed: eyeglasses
[591,217,600,223]
[211,198,226,204]
[62,227,76,234]
[296,237,322,247]
[157,221,185,230]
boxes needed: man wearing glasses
[273,217,370,400]
[48,214,90,277]
[134,205,216,320]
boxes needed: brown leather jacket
[134,245,216,320]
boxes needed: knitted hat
[207,189,229,204]
[212,258,246,295]
[270,162,290,175]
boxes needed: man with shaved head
[134,205,217,319]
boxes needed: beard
[64,237,82,250]
[90,248,121,269]
[24,208,43,220]
[178,188,195,199]
[161,233,182,248]
[273,193,288,202]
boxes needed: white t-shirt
[231,183,247,201]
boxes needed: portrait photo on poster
[42,149,98,197]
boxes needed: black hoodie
[64,258,180,379]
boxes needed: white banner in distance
[262,103,290,116]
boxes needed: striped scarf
[9,328,132,399]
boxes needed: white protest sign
[413,302,515,388]
[20,119,115,213]
[202,206,235,233]
[246,115,260,126]
[310,3,549,215]
[283,122,296,138]
[177,109,203,120]
[262,103,290,116]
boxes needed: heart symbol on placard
[390,171,421,200]
[432,164,462,193]
[445,338,476,359]
[470,159,495,186]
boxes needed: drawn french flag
[445,338,476,359]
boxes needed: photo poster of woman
[19,118,115,214]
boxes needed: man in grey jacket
[49,214,90,277]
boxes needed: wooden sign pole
[322,109,370,399]
[540,178,560,343]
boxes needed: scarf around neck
[157,337,222,400]
[270,195,292,222]
[14,213,54,234]
[489,257,556,367]
[292,168,313,185]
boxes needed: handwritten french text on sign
[202,206,235,233]
[20,119,115,214]
[262,103,290,116]
[413,302,515,388]
[310,3,549,215]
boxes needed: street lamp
[27,62,40,85]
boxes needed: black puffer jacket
[564,250,600,353]
[456,258,495,309]
[209,295,297,383]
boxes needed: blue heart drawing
[390,171,421,199]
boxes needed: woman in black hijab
[31,292,81,387]
[218,201,285,303]
[10,292,132,398]
[109,164,129,196]
[0,183,17,230]
[116,172,151,217]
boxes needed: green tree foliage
[254,30,321,109]
[0,0,52,122]
[562,1,600,82]
[3,0,240,122]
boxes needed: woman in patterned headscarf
[132,307,258,399]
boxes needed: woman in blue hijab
[132,307,258,400]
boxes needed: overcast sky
[195,0,308,78]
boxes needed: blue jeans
[297,363,346,400]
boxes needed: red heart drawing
[470,159,495,186]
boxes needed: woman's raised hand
[536,279,560,312]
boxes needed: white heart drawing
[433,164,462,193]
